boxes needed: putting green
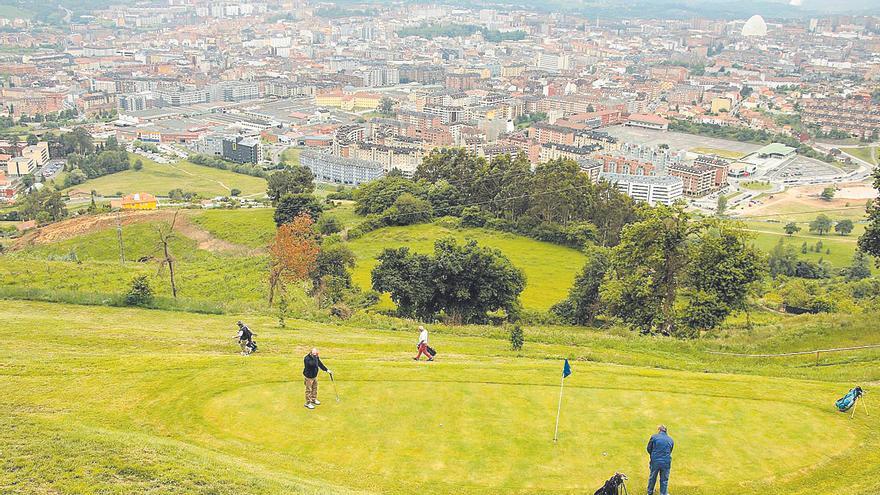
[202,374,854,494]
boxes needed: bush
[316,215,343,235]
[125,275,154,306]
[509,324,524,351]
[230,188,241,197]
[330,303,353,319]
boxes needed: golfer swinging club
[303,347,332,410]
[646,425,674,495]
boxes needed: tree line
[351,150,639,248]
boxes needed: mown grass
[2,300,879,495]
[191,208,276,248]
[840,146,878,166]
[63,156,267,198]
[690,147,746,159]
[742,220,864,268]
[347,223,586,311]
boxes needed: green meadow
[2,300,879,495]
[61,156,267,198]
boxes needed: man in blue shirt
[646,425,674,495]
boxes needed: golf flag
[554,359,571,442]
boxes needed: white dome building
[741,15,768,37]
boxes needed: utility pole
[116,211,125,265]
[157,210,179,298]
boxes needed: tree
[835,219,854,236]
[268,213,320,305]
[784,222,801,236]
[267,167,315,203]
[684,220,765,331]
[17,189,67,223]
[809,214,833,235]
[551,247,610,325]
[820,187,835,201]
[133,159,143,171]
[527,158,591,225]
[310,242,357,307]
[316,215,342,235]
[600,204,694,335]
[716,195,727,216]
[230,188,241,197]
[769,238,799,277]
[509,324,524,351]
[378,96,394,116]
[125,275,154,306]
[26,134,38,146]
[156,211,180,298]
[859,165,880,262]
[353,175,426,215]
[383,192,432,226]
[274,193,323,227]
[371,238,526,324]
[845,251,872,281]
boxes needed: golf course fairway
[3,300,879,495]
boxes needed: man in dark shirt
[646,425,674,495]
[303,347,332,410]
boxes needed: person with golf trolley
[413,325,434,361]
[646,425,674,495]
[234,321,256,356]
[303,347,332,410]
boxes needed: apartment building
[301,149,385,186]
[667,163,717,197]
[601,172,683,206]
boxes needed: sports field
[2,300,878,495]
[63,157,267,198]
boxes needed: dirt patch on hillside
[13,210,257,255]
[739,182,876,218]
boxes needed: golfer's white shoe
[313,400,321,405]
[305,403,314,409]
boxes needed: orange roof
[122,192,157,204]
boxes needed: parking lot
[603,125,763,155]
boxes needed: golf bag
[594,472,628,495]
[836,386,863,412]
[426,345,436,357]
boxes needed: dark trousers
[647,460,670,495]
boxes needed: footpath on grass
[13,210,257,255]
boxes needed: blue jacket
[647,432,674,463]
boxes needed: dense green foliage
[353,151,637,249]
[189,154,269,179]
[554,206,765,336]
[858,166,880,261]
[266,166,315,203]
[64,150,131,187]
[372,237,525,324]
[17,188,67,223]
[273,193,323,227]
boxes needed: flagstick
[553,374,565,443]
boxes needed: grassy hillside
[742,220,864,269]
[840,146,878,166]
[347,223,586,311]
[2,300,879,495]
[62,156,267,198]
[189,202,361,249]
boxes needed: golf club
[330,372,340,402]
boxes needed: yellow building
[711,97,732,114]
[121,192,158,210]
